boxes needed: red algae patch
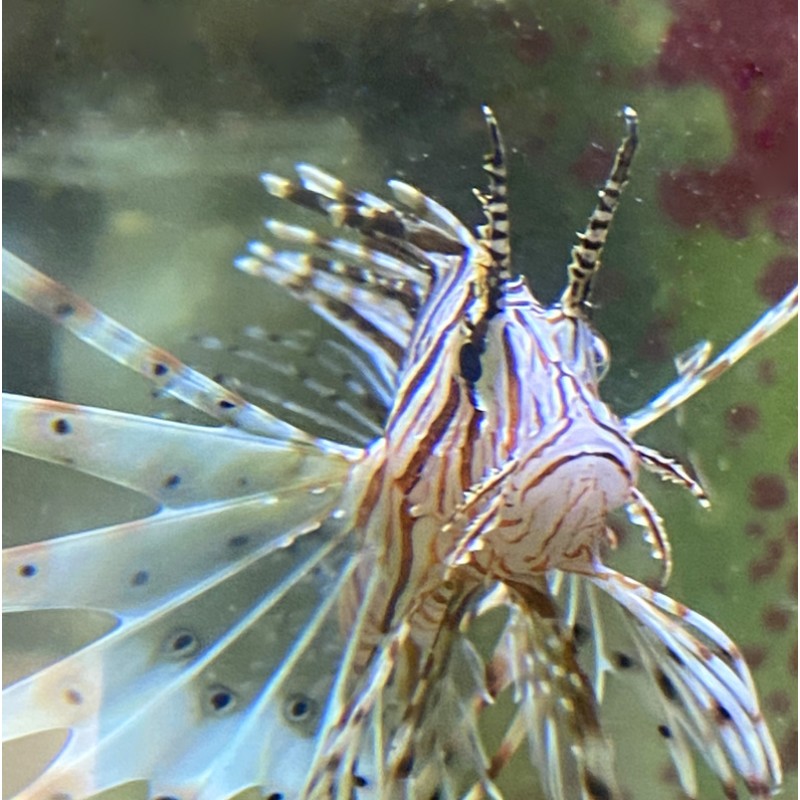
[748,474,789,510]
[725,403,760,435]
[756,255,798,304]
[656,0,797,237]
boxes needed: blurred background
[3,0,797,798]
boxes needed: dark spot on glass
[353,775,368,787]
[152,362,169,377]
[19,563,37,578]
[55,302,75,318]
[658,724,672,738]
[656,669,679,702]
[228,534,250,548]
[584,770,612,800]
[163,474,181,489]
[218,399,236,410]
[131,570,149,587]
[237,477,249,488]
[614,652,635,669]
[265,794,284,800]
[52,418,71,435]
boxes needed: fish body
[3,107,796,800]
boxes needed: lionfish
[3,106,797,800]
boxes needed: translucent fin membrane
[3,394,350,507]
[187,329,391,447]
[625,286,798,435]
[2,250,334,449]
[589,566,782,797]
[8,525,361,799]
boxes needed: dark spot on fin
[131,570,149,587]
[666,646,684,666]
[573,623,590,646]
[52,418,71,435]
[164,629,199,659]
[656,669,679,702]
[715,702,732,723]
[163,474,181,489]
[209,687,235,712]
[584,770,613,800]
[284,693,317,723]
[395,753,414,779]
[614,651,635,669]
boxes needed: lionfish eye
[591,334,610,381]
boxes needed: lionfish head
[445,108,641,579]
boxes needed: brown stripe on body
[520,451,633,499]
[381,378,461,632]
[531,483,593,558]
[386,312,465,436]
[516,414,573,475]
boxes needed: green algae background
[3,0,796,798]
